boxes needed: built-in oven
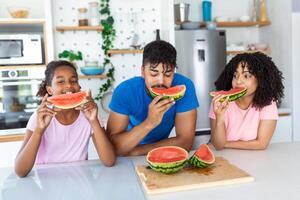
[0,68,44,132]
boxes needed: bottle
[202,0,212,22]
[78,8,88,26]
[156,29,161,41]
[259,0,268,22]
[250,0,257,22]
[89,2,100,26]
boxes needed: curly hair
[215,52,284,109]
[36,60,78,97]
[142,40,177,70]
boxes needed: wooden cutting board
[135,157,254,195]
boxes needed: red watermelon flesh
[147,146,188,163]
[151,85,185,95]
[210,87,246,96]
[195,144,212,161]
[47,91,88,109]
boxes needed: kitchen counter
[0,142,300,200]
[0,108,292,142]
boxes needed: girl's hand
[36,94,59,131]
[212,94,229,119]
[76,90,98,122]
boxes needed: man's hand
[145,95,175,128]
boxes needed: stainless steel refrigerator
[175,30,226,132]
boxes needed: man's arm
[224,120,277,150]
[127,109,197,156]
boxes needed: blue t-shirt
[109,73,199,145]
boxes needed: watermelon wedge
[147,146,188,174]
[47,91,88,109]
[189,144,215,168]
[210,87,247,102]
[148,85,186,101]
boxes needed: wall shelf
[0,18,45,25]
[217,21,271,27]
[226,49,270,55]
[108,49,143,56]
[0,64,46,70]
[78,74,107,79]
[56,26,103,32]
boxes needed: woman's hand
[212,94,229,119]
[76,90,98,122]
[36,94,59,131]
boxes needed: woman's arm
[210,118,227,150]
[224,120,277,150]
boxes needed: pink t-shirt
[27,111,94,164]
[208,101,278,141]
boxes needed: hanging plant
[95,0,116,100]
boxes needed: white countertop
[0,142,300,200]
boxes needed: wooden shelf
[0,18,45,25]
[108,49,143,56]
[78,74,107,79]
[226,49,270,55]
[0,64,46,70]
[56,26,103,32]
[217,21,271,27]
[0,134,24,143]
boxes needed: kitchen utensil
[174,3,190,24]
[181,22,200,30]
[7,7,29,18]
[80,66,105,75]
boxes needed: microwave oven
[0,34,43,66]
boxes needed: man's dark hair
[142,40,177,69]
[215,52,284,109]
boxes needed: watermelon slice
[147,146,188,174]
[148,85,186,101]
[47,91,88,109]
[210,87,247,102]
[189,144,215,168]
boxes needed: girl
[209,52,284,150]
[15,60,115,177]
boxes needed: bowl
[239,15,251,22]
[181,21,200,30]
[7,7,30,18]
[80,67,105,75]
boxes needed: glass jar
[78,8,88,26]
[89,2,100,26]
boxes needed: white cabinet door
[271,115,292,143]
[0,141,22,168]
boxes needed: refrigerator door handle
[197,49,205,62]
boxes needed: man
[107,40,199,156]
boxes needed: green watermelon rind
[148,160,187,174]
[188,155,211,168]
[147,85,186,101]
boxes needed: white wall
[259,0,292,108]
[292,11,300,141]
